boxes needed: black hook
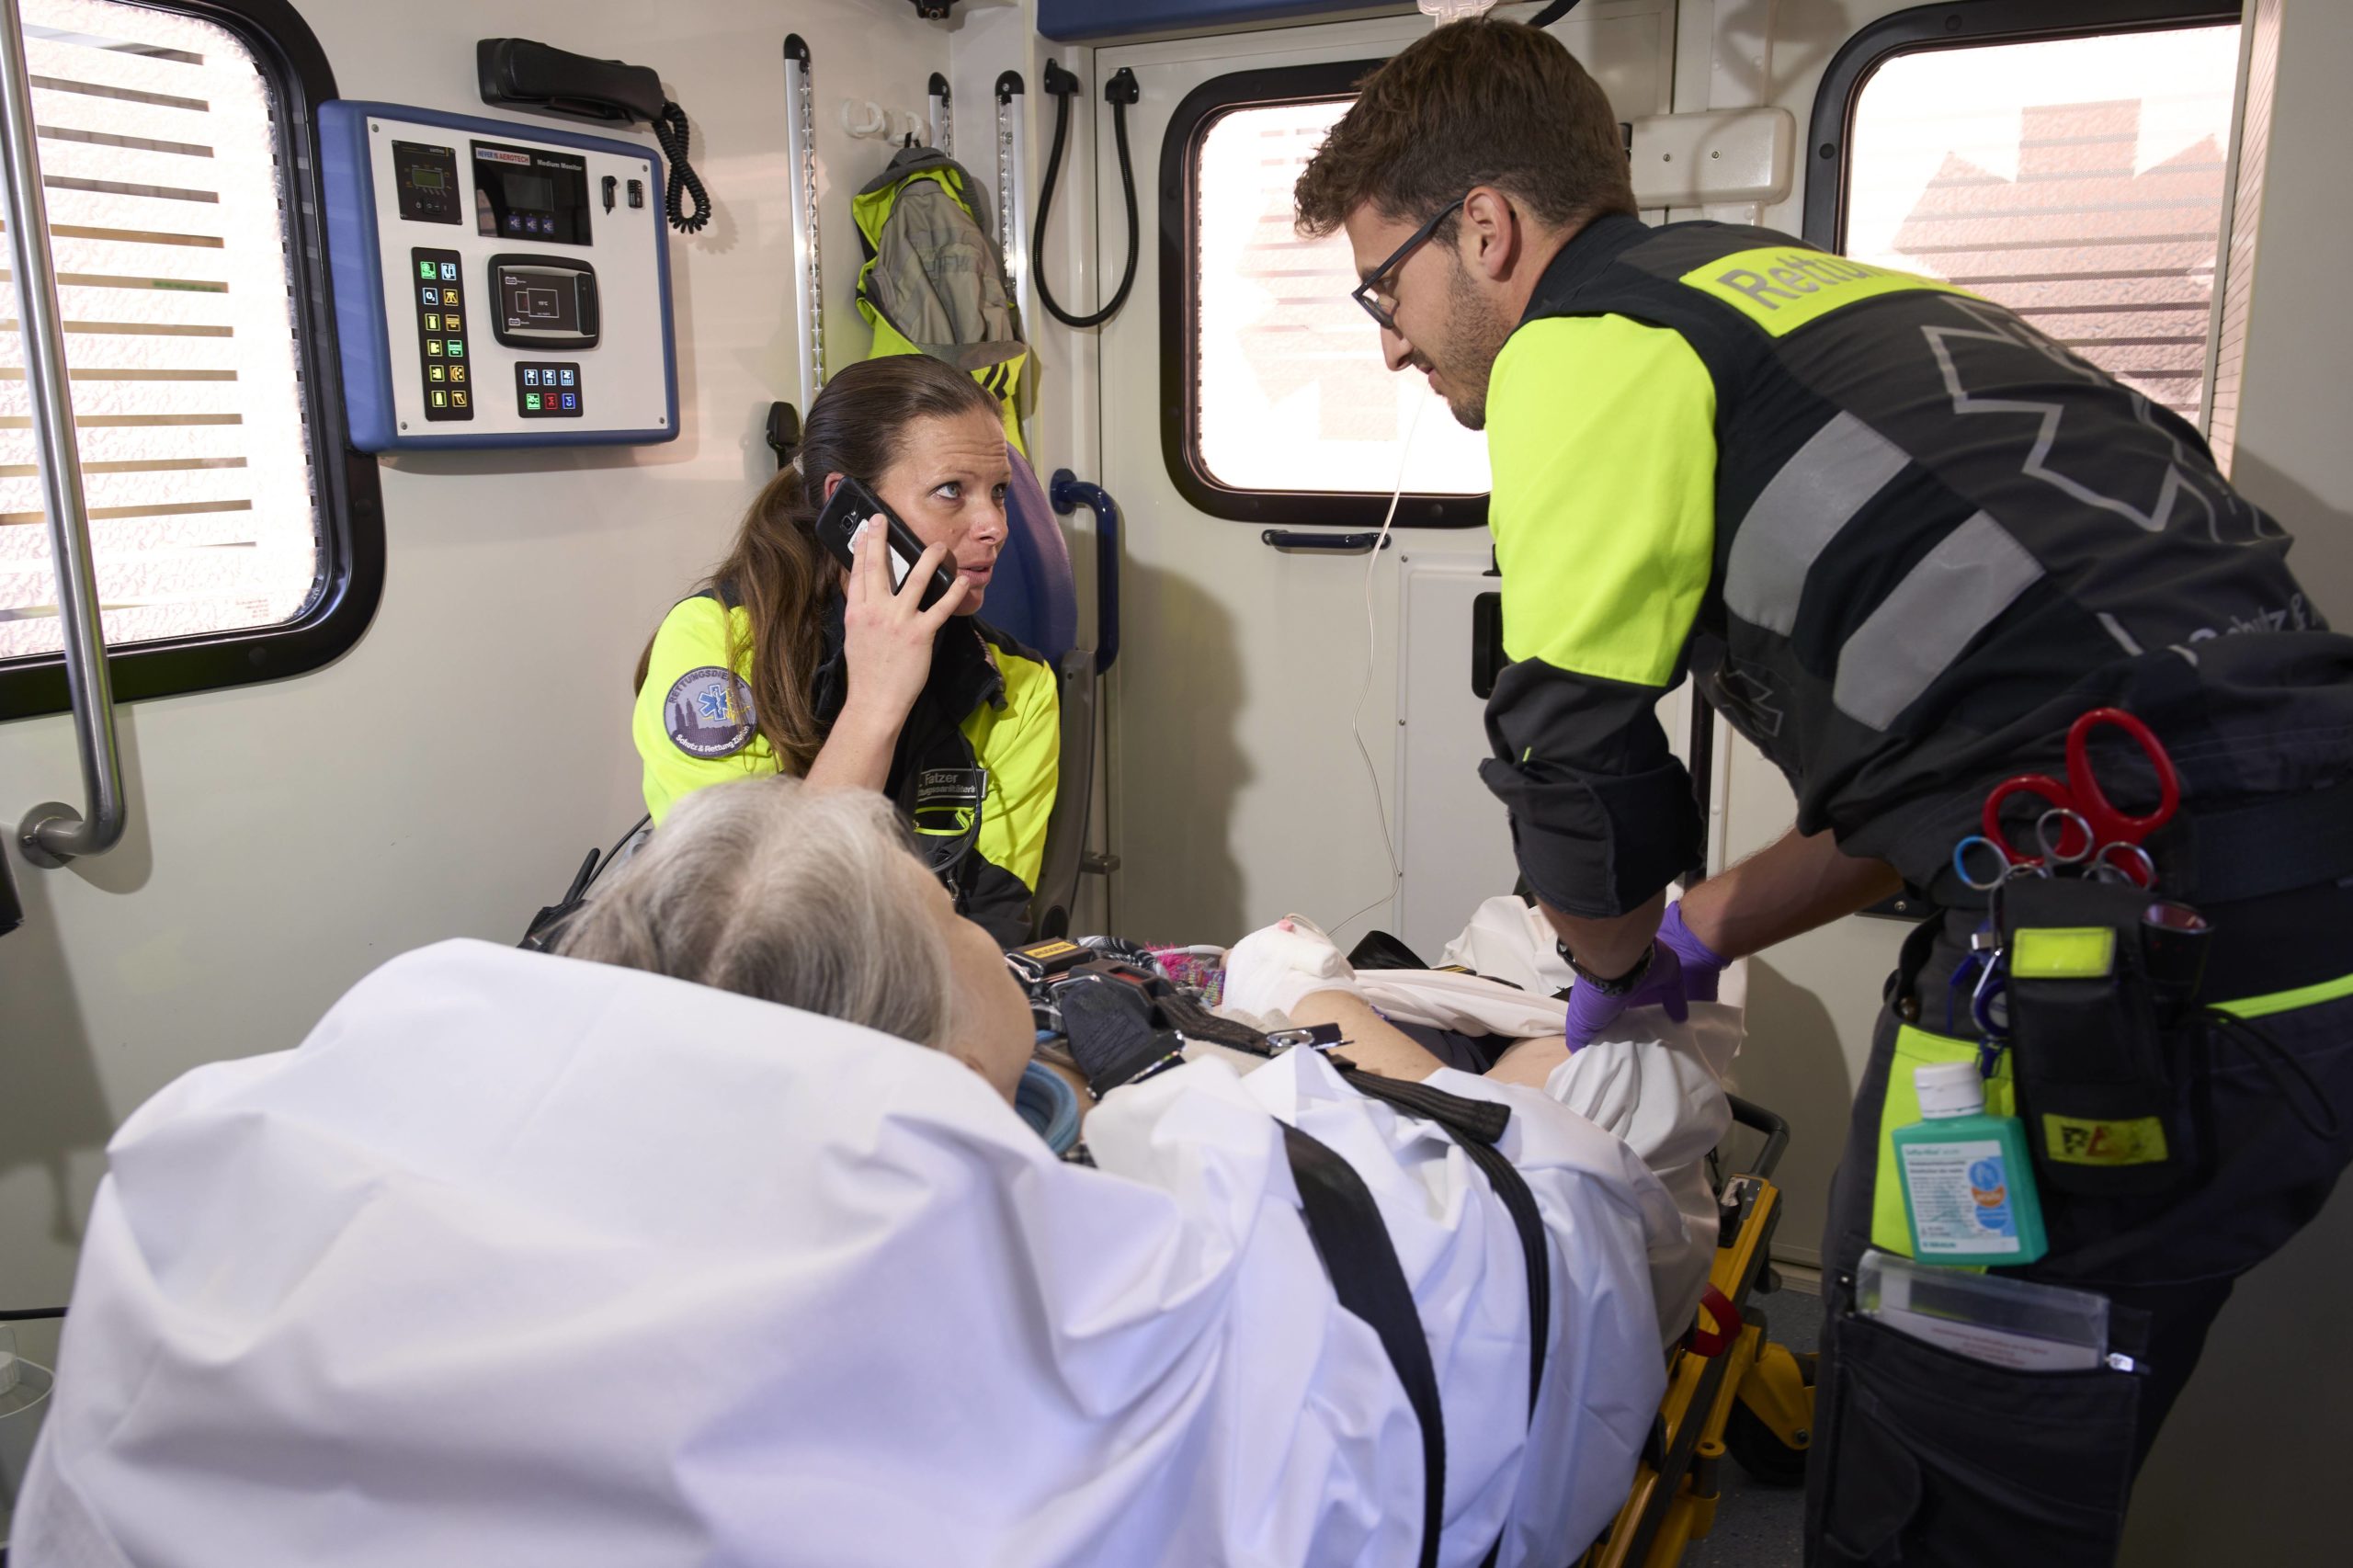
[766,402,801,471]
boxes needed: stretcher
[1578,1092,1814,1568]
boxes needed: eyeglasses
[1349,197,1466,333]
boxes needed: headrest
[982,443,1078,661]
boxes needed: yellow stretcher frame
[1579,1095,1814,1568]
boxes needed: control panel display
[410,247,472,420]
[490,255,599,351]
[472,140,591,245]
[392,141,461,225]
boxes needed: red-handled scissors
[1981,707,2181,884]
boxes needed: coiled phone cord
[652,101,712,233]
[1032,62,1140,329]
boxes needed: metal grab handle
[2,0,125,867]
[1260,529,1393,553]
[1048,469,1119,675]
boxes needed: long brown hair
[636,356,999,773]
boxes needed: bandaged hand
[1220,915,1364,1028]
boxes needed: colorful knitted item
[1148,948,1224,1006]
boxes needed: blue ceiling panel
[1038,2,1406,45]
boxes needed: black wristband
[1561,939,1655,997]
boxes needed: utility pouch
[1999,877,2200,1198]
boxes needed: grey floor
[1678,1282,1822,1568]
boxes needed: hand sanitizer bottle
[1893,1062,2048,1267]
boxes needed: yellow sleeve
[632,597,779,824]
[1487,313,1718,687]
[965,647,1060,891]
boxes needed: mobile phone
[813,475,957,611]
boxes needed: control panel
[515,362,583,418]
[321,102,676,450]
[410,248,472,419]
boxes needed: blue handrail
[1049,469,1120,675]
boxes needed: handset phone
[812,475,958,611]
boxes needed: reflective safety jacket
[850,147,1030,450]
[1480,215,2353,916]
[634,591,1059,944]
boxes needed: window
[1162,62,1489,527]
[1809,2,2241,426]
[0,0,381,720]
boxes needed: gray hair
[555,778,959,1050]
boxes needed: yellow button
[444,313,460,331]
[425,339,441,356]
[442,288,459,305]
[427,364,445,381]
[450,391,468,409]
[429,390,447,407]
[422,312,439,331]
[449,365,465,383]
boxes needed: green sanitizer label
[1901,1138,2020,1255]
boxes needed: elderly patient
[15,778,1683,1568]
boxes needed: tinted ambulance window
[1841,23,2241,426]
[1173,85,1489,525]
[0,0,379,717]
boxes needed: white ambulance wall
[0,0,953,1312]
[2123,3,2353,1562]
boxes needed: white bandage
[1220,915,1364,1028]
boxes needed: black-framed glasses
[1349,196,1466,332]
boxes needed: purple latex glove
[1563,903,1726,1049]
[1656,900,1728,1004]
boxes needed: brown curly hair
[1293,18,1633,240]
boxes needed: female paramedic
[631,355,1058,945]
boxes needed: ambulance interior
[2,0,2347,1561]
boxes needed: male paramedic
[1296,16,2353,1566]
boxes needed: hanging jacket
[1478,214,2353,916]
[633,589,1059,945]
[851,146,1031,449]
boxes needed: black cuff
[1479,754,1700,918]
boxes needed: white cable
[1324,395,1427,938]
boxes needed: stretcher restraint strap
[1291,1071,1552,1568]
[1338,1070,1546,1419]
[1281,1122,1448,1568]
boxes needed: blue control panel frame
[320,100,679,451]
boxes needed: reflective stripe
[1722,413,1911,635]
[1834,512,2043,729]
[2214,966,2353,1020]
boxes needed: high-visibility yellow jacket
[634,589,1059,944]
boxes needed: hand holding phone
[813,475,959,610]
[814,476,969,733]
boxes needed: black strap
[1339,1069,1513,1148]
[2185,775,2353,903]
[1289,1074,1554,1568]
[1341,1070,1549,1421]
[1281,1123,1448,1568]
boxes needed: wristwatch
[1561,939,1655,997]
